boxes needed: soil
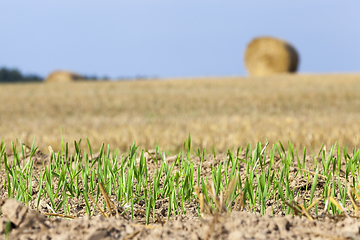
[1,148,359,240]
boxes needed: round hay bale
[45,70,84,82]
[244,36,299,77]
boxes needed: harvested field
[1,74,360,239]
[1,74,360,154]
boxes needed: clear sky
[0,1,359,79]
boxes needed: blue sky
[0,1,359,78]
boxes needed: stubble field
[1,74,360,154]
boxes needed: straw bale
[244,36,299,76]
[45,70,84,82]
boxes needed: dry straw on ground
[1,74,360,154]
[45,70,84,82]
[244,36,299,77]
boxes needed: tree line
[0,67,43,83]
[0,66,155,83]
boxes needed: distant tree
[24,74,43,82]
[0,67,43,82]
[0,68,23,82]
[82,74,98,80]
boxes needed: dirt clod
[1,199,360,239]
[1,199,28,227]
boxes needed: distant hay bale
[45,70,84,82]
[244,36,299,77]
